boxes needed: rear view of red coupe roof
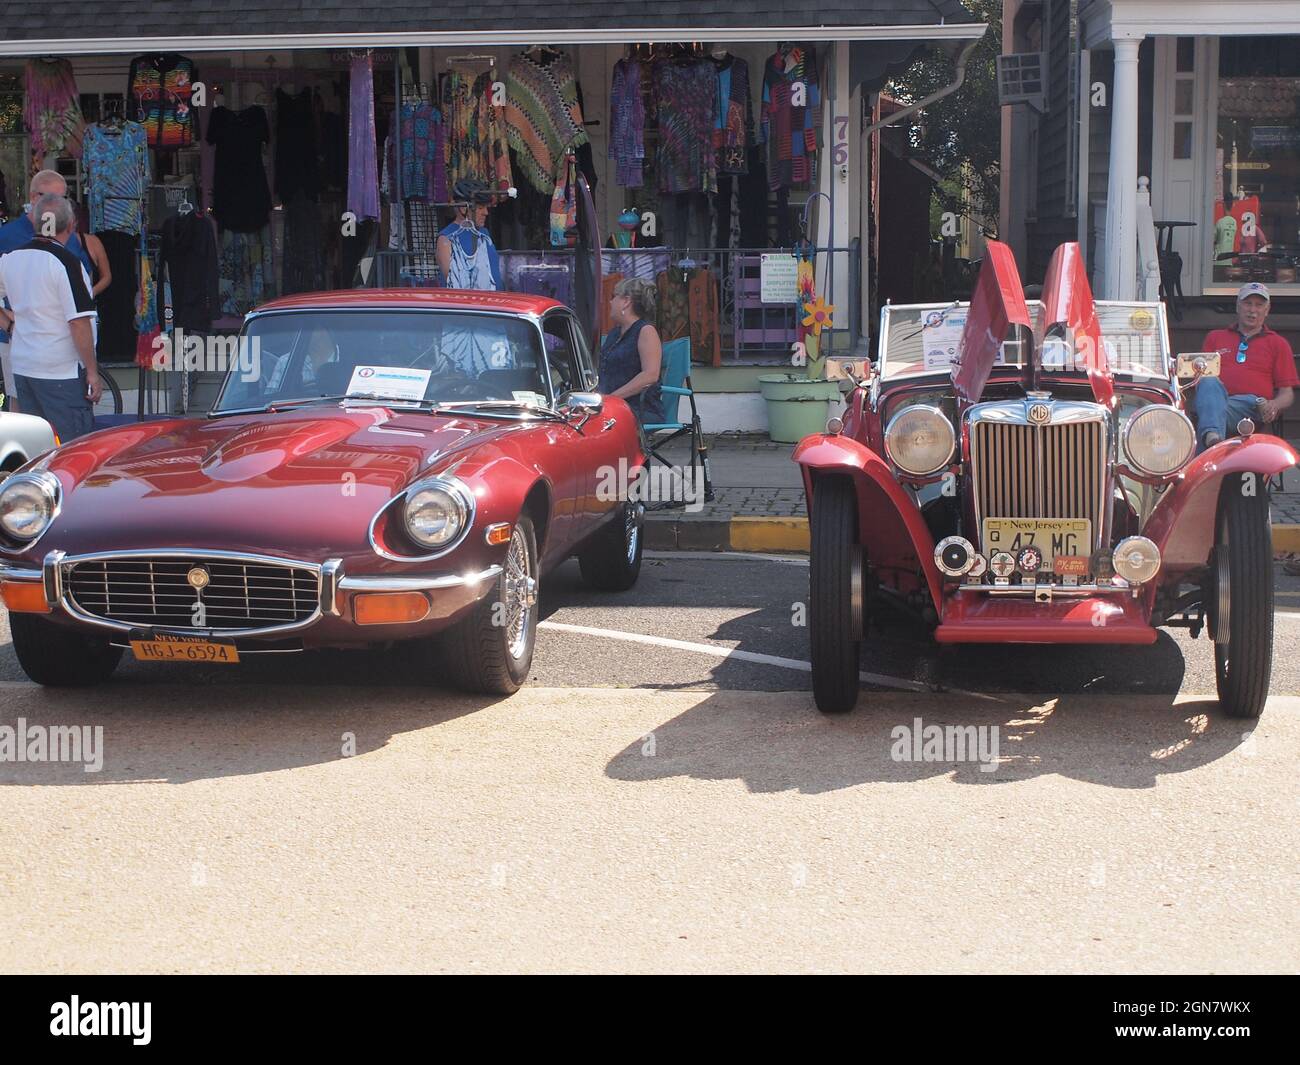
[251,289,564,317]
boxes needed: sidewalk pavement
[645,433,1300,554]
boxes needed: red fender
[1144,434,1297,573]
[794,433,942,613]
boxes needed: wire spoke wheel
[503,523,537,661]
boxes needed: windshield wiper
[434,400,566,421]
[257,394,439,413]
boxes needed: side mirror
[560,391,603,429]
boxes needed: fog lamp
[1112,536,1161,585]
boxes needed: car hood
[31,407,519,558]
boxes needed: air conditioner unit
[998,52,1047,111]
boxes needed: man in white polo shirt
[0,193,103,441]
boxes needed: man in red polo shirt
[1195,282,1297,448]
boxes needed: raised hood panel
[952,241,1033,404]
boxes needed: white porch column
[1103,37,1143,299]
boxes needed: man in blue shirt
[0,170,95,409]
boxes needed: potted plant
[758,253,842,443]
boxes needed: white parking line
[537,619,938,693]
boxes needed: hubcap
[503,526,535,660]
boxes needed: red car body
[797,242,1296,716]
[0,290,644,687]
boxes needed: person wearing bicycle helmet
[437,178,501,291]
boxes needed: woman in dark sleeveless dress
[598,277,663,424]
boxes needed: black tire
[440,514,539,695]
[92,369,123,418]
[578,499,643,591]
[9,613,122,687]
[1212,477,1273,719]
[809,477,863,714]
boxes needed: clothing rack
[446,54,496,67]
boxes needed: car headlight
[0,471,59,542]
[402,477,473,549]
[1124,405,1195,476]
[885,404,955,477]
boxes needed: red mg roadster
[0,290,645,693]
[797,242,1296,718]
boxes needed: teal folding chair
[640,336,714,510]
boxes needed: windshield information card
[346,366,432,402]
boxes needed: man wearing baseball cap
[1195,282,1297,448]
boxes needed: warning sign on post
[760,254,799,304]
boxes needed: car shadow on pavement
[604,689,1256,793]
[0,643,508,785]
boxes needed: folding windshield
[876,300,1172,388]
[212,310,551,413]
[877,302,1046,381]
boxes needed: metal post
[393,51,404,259]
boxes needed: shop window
[1176,38,1195,75]
[1211,36,1300,288]
[1173,122,1193,160]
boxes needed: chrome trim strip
[338,565,502,594]
[53,548,323,637]
[0,561,42,582]
[320,558,343,616]
[952,584,1132,597]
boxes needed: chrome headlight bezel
[401,476,475,551]
[884,404,956,477]
[0,470,61,543]
[1122,404,1196,477]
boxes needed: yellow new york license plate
[129,633,240,663]
[982,518,1092,561]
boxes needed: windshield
[877,300,1171,386]
[212,310,552,413]
[878,303,1046,380]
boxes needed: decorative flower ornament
[802,297,834,337]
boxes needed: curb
[645,517,1300,556]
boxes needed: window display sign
[760,254,798,304]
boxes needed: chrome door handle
[601,419,616,431]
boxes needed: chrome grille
[65,557,319,630]
[970,418,1107,546]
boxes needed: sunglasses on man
[1237,339,1249,364]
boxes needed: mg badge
[1027,402,1051,425]
[186,566,211,590]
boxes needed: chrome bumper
[0,550,501,637]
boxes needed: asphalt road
[1,552,1297,973]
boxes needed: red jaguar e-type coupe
[0,290,645,693]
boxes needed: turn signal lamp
[353,591,430,625]
[1,582,51,613]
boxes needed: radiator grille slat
[971,418,1106,549]
[66,557,319,631]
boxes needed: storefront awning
[0,1,983,55]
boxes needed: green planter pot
[757,374,841,444]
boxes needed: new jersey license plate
[982,518,1092,562]
[129,631,240,664]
